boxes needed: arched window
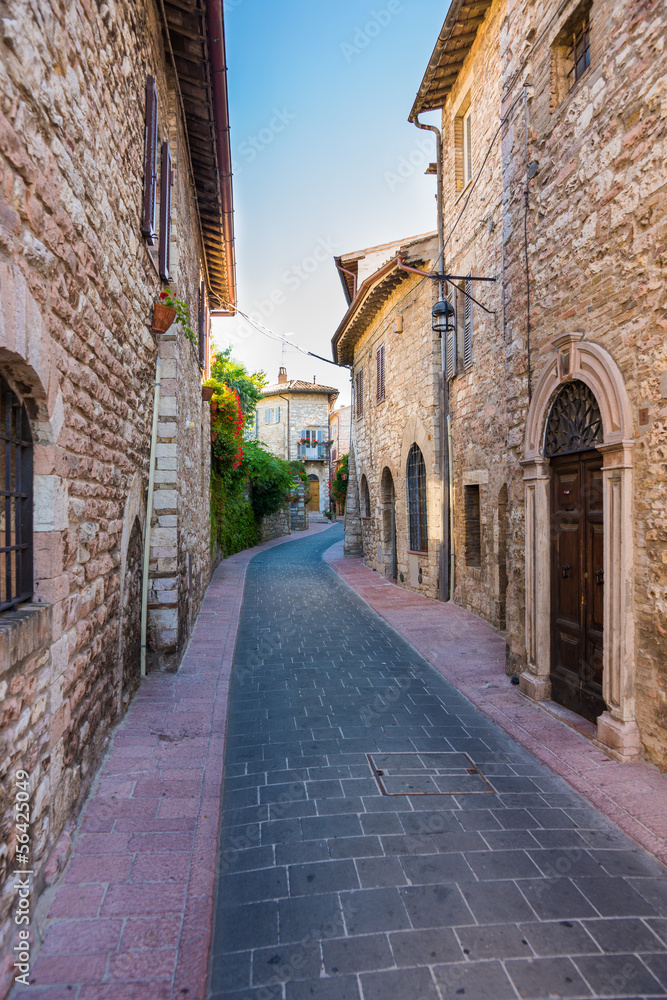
[544,379,603,457]
[360,475,371,519]
[407,444,428,552]
[0,374,33,612]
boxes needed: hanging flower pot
[202,385,215,402]
[210,400,218,414]
[211,430,219,443]
[152,302,177,333]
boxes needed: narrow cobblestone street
[209,526,667,1000]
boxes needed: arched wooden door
[307,474,320,511]
[547,381,605,723]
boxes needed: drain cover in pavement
[367,752,495,795]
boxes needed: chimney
[278,367,287,384]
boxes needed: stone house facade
[498,0,667,764]
[395,0,667,765]
[0,0,235,988]
[252,368,339,512]
[329,404,351,470]
[332,234,444,597]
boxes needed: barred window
[406,443,428,553]
[464,484,481,567]
[568,17,590,85]
[355,369,364,418]
[551,1,592,109]
[1,375,33,612]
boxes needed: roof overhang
[409,0,493,120]
[330,259,410,367]
[162,0,236,313]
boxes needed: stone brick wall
[290,480,309,531]
[438,0,508,629]
[259,503,291,543]
[345,244,444,599]
[499,0,667,763]
[0,0,214,985]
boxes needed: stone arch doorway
[381,467,397,580]
[546,381,605,723]
[521,336,639,759]
[307,474,320,511]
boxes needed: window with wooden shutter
[463,273,473,368]
[198,281,206,369]
[142,77,158,244]
[463,107,473,188]
[355,370,363,418]
[376,343,385,403]
[159,142,173,281]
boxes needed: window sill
[0,602,51,668]
[408,549,428,556]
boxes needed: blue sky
[213,0,445,404]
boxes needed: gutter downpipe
[411,113,451,603]
[140,355,161,677]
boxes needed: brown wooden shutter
[159,142,173,281]
[198,280,206,368]
[355,370,363,417]
[376,344,385,402]
[463,274,473,368]
[142,77,158,244]
[454,115,464,192]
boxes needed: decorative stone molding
[520,340,639,760]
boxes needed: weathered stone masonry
[0,1,233,989]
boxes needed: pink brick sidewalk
[324,540,667,868]
[5,523,333,1000]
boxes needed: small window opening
[464,484,482,567]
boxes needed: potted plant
[202,385,215,402]
[152,290,196,341]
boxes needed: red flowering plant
[159,290,196,342]
[211,384,244,470]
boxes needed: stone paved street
[210,526,667,1000]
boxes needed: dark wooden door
[550,452,605,722]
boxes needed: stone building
[0,0,235,985]
[393,0,667,765]
[332,233,444,596]
[252,367,339,512]
[498,0,667,764]
[329,403,351,470]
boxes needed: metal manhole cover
[367,752,495,795]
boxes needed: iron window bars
[0,374,33,612]
[567,18,590,85]
[407,443,428,553]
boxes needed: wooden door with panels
[550,451,604,722]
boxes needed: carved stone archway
[520,335,639,760]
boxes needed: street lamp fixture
[431,298,456,337]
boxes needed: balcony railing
[297,444,327,461]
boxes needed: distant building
[329,404,351,468]
[332,233,442,592]
[253,368,339,511]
